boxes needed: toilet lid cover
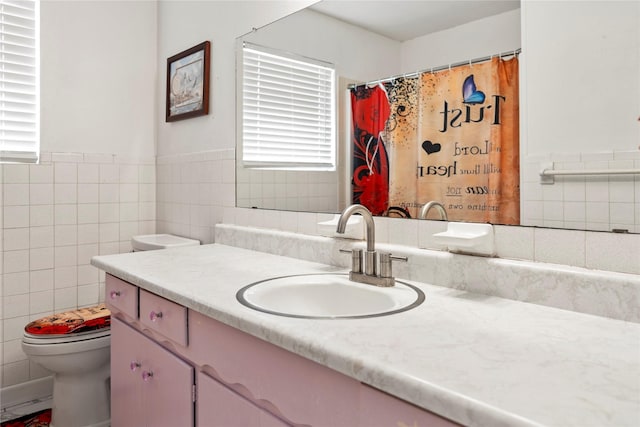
[25,304,111,335]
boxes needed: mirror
[236,0,640,234]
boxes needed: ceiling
[310,0,520,42]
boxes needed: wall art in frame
[166,41,210,122]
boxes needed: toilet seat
[24,304,110,336]
[23,328,111,345]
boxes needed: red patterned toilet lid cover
[25,304,111,335]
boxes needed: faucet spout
[419,201,448,221]
[336,204,375,252]
[337,204,406,287]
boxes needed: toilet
[22,234,200,427]
[130,233,200,252]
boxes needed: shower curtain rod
[347,48,521,89]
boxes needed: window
[0,0,39,164]
[241,43,335,170]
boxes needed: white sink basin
[236,273,425,319]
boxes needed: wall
[236,9,522,214]
[241,8,402,83]
[152,0,640,316]
[160,4,523,238]
[236,8,403,214]
[1,1,157,388]
[156,1,316,157]
[40,0,156,158]
[400,9,521,72]
[3,0,638,400]
[156,0,316,241]
[519,0,640,232]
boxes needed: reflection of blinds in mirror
[242,43,335,169]
[0,0,39,164]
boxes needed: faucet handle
[340,248,363,273]
[379,253,408,279]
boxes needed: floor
[1,397,51,427]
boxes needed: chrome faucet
[336,204,406,287]
[419,201,448,220]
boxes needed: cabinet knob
[109,290,121,299]
[130,361,140,372]
[142,370,153,382]
[149,311,163,322]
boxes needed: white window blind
[242,43,335,169]
[0,0,38,164]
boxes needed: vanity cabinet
[105,273,459,427]
[111,318,195,427]
[197,371,290,427]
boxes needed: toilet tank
[131,234,200,251]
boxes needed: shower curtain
[350,84,391,215]
[351,56,519,224]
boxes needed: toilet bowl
[22,234,200,427]
[22,306,112,427]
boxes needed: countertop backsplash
[215,221,640,323]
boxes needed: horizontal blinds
[0,0,38,164]
[242,45,335,169]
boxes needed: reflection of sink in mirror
[236,274,425,319]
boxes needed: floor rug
[0,409,51,427]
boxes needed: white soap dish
[432,222,495,256]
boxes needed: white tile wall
[156,149,234,244]
[521,150,640,232]
[0,153,156,387]
[222,207,640,276]
[3,147,627,388]
[236,165,339,213]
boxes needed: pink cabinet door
[111,318,195,427]
[142,336,195,427]
[111,318,146,427]
[197,371,290,427]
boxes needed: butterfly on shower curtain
[462,75,485,104]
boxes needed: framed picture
[166,41,210,122]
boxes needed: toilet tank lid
[131,234,201,251]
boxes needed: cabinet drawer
[139,289,188,347]
[105,274,138,319]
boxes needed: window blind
[242,44,335,169]
[0,0,38,164]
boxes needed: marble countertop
[92,243,640,427]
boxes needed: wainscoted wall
[219,207,640,276]
[0,152,156,387]
[156,149,235,245]
[236,167,339,214]
[521,151,640,233]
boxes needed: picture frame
[166,41,210,122]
